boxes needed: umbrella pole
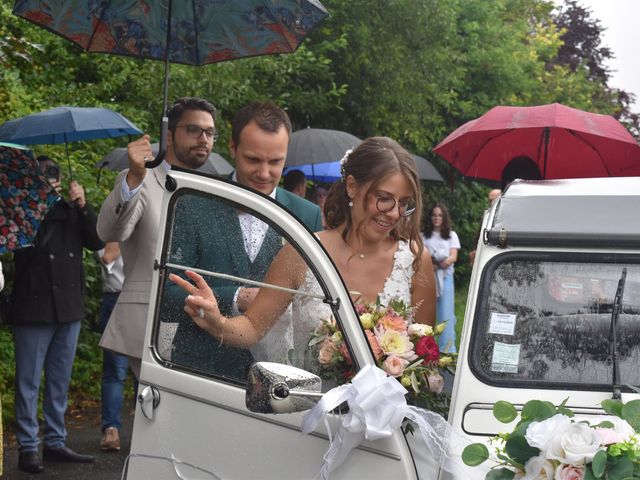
[147,0,172,170]
[64,141,73,181]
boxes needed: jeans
[13,321,81,452]
[436,273,457,353]
[99,292,128,431]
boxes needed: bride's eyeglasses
[374,194,417,217]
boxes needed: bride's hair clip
[339,148,353,182]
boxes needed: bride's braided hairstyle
[324,136,424,272]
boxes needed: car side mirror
[246,362,323,414]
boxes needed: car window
[154,189,357,387]
[470,254,640,390]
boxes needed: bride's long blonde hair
[324,136,424,273]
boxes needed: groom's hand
[237,287,259,313]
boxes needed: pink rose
[415,336,440,363]
[555,464,584,480]
[427,373,444,394]
[382,354,409,377]
[338,342,353,366]
[596,428,623,445]
[366,330,383,360]
[318,339,336,365]
[378,313,406,332]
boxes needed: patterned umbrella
[0,146,60,254]
[13,0,330,165]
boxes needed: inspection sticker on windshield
[491,342,520,373]
[488,312,517,335]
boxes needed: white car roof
[485,176,640,248]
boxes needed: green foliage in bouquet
[462,393,640,480]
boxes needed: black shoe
[43,445,95,463]
[18,450,44,474]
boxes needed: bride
[170,136,436,358]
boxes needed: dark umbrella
[284,154,444,183]
[96,143,234,175]
[13,0,329,166]
[285,128,362,167]
[412,155,445,182]
[0,106,142,178]
[433,103,640,183]
[0,146,60,254]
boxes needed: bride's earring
[348,198,354,208]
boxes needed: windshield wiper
[610,267,627,400]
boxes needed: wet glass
[155,190,357,387]
[471,257,640,390]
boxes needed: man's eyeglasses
[374,194,417,217]
[176,124,218,141]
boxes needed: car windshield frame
[469,250,640,392]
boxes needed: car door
[124,170,420,479]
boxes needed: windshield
[470,254,640,390]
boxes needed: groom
[165,101,322,380]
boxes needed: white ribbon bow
[302,364,478,479]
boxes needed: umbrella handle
[145,115,168,169]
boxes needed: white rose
[526,414,572,451]
[590,415,635,442]
[521,454,555,480]
[407,323,433,337]
[546,422,602,464]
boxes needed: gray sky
[555,0,640,110]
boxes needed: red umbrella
[433,103,640,183]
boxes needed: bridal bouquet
[308,299,455,414]
[462,396,640,480]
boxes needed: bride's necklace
[345,239,376,260]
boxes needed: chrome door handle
[137,385,161,420]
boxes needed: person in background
[488,188,502,205]
[313,186,329,227]
[96,242,127,452]
[501,156,542,190]
[283,169,307,198]
[7,155,103,474]
[422,202,460,353]
[97,97,217,381]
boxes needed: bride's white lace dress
[290,239,414,366]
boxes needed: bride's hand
[168,271,225,336]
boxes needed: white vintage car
[125,172,640,479]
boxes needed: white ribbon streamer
[302,364,478,479]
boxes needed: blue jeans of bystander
[13,321,82,452]
[99,292,128,431]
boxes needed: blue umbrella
[285,155,445,183]
[0,106,142,178]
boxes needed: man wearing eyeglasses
[96,97,217,390]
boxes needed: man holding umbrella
[96,97,217,388]
[7,155,103,474]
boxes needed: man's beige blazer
[97,167,167,359]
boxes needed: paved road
[2,405,134,479]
